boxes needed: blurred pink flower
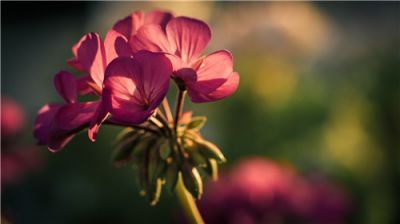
[2,97,43,186]
[1,146,43,185]
[197,157,350,224]
[131,16,240,103]
[1,97,26,138]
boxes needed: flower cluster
[34,10,239,204]
[197,158,351,224]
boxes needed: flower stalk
[174,90,186,133]
[176,174,205,224]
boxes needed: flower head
[131,16,240,103]
[102,51,172,124]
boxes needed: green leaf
[187,116,207,130]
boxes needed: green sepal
[165,162,179,193]
[181,163,203,199]
[187,116,207,131]
[148,178,163,206]
[112,132,142,167]
[205,159,219,181]
[196,140,226,163]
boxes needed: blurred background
[2,2,399,224]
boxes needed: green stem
[174,90,186,133]
[176,175,205,224]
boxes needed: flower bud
[181,162,203,199]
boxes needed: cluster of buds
[113,111,225,205]
[33,9,239,206]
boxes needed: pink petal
[166,17,211,64]
[54,71,77,103]
[188,72,239,103]
[75,32,106,89]
[76,75,94,95]
[67,58,85,72]
[54,101,100,131]
[112,12,145,40]
[33,104,62,145]
[104,29,133,64]
[182,50,239,103]
[145,10,173,30]
[46,101,100,152]
[195,50,233,81]
[88,103,109,142]
[102,51,172,124]
[130,24,173,53]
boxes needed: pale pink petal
[130,24,173,53]
[104,29,133,64]
[102,51,172,124]
[195,50,233,81]
[144,10,173,30]
[54,71,77,103]
[112,12,145,39]
[182,50,239,103]
[88,103,109,142]
[188,72,239,103]
[75,32,106,88]
[33,104,62,145]
[166,17,211,64]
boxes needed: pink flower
[34,71,100,152]
[1,97,26,138]
[102,51,172,124]
[131,16,240,103]
[197,157,350,224]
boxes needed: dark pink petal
[104,29,133,64]
[112,12,145,40]
[75,32,106,88]
[166,17,211,64]
[67,58,85,72]
[54,101,100,131]
[145,10,173,30]
[130,24,173,53]
[54,71,77,103]
[47,101,100,152]
[76,75,94,95]
[102,51,172,124]
[33,104,62,145]
[88,103,109,142]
